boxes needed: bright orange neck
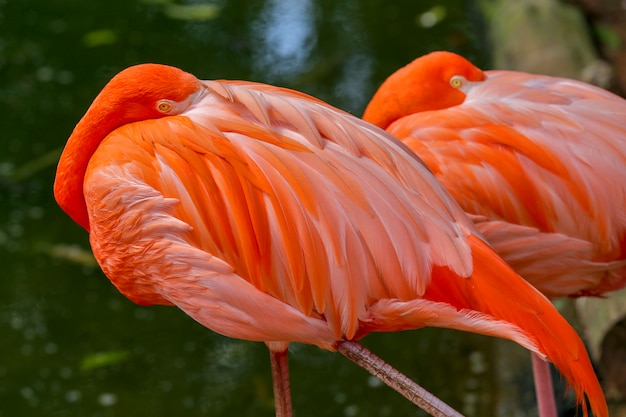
[54,97,124,232]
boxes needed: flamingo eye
[157,100,174,113]
[450,76,465,89]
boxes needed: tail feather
[446,235,607,417]
[366,234,607,417]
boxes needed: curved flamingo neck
[54,96,126,232]
[53,64,204,232]
[363,78,435,130]
[363,52,485,129]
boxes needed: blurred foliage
[81,350,130,371]
[83,29,119,47]
[0,1,548,417]
[163,4,221,21]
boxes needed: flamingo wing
[63,68,607,416]
[84,79,476,347]
[389,70,626,297]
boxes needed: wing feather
[78,71,608,415]
[85,79,475,342]
[388,70,626,295]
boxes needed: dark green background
[1,1,572,416]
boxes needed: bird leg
[531,352,558,417]
[267,342,293,417]
[337,340,465,417]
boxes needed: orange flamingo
[54,63,608,417]
[363,50,626,417]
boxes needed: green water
[1,1,571,416]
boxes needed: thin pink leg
[269,347,293,417]
[531,352,558,417]
[337,340,465,417]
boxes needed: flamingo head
[362,51,486,129]
[54,63,204,231]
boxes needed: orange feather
[364,51,626,298]
[55,63,607,416]
[363,50,625,417]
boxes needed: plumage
[363,50,625,417]
[55,63,607,417]
[363,51,626,299]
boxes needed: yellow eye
[450,76,464,88]
[157,100,173,113]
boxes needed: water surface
[1,1,565,416]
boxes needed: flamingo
[53,63,609,417]
[363,50,626,417]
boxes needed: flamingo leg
[268,345,293,417]
[531,352,558,417]
[337,340,465,417]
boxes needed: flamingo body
[364,51,626,299]
[55,64,607,416]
